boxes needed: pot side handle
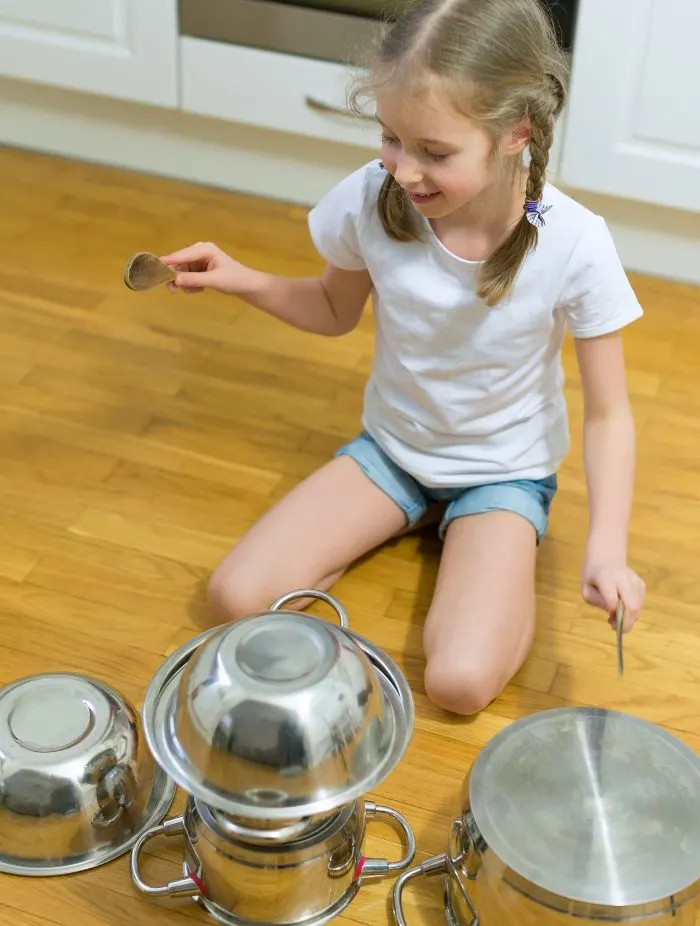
[130,815,204,899]
[359,802,417,878]
[268,589,350,629]
[392,853,479,926]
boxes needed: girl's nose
[393,153,423,188]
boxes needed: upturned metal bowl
[143,589,414,821]
[0,672,176,876]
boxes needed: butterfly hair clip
[524,200,553,228]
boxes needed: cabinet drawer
[180,37,378,150]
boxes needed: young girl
[163,0,646,716]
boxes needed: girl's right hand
[160,242,252,295]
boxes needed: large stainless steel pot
[142,589,414,825]
[130,793,416,925]
[393,707,700,925]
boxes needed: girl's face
[376,84,527,219]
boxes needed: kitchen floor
[2,146,700,926]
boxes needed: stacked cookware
[130,589,417,926]
[8,588,700,926]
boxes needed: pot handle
[392,853,479,926]
[358,802,417,879]
[130,815,204,899]
[269,589,349,629]
[92,765,133,828]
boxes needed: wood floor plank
[0,546,41,583]
[0,404,282,494]
[0,356,33,386]
[0,331,187,396]
[68,507,237,570]
[0,428,119,485]
[1,573,192,656]
[0,379,152,435]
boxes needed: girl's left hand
[581,562,646,632]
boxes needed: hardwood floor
[1,145,700,926]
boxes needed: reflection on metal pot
[0,673,175,876]
[393,707,700,925]
[131,795,416,926]
[142,589,414,821]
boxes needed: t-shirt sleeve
[307,164,371,271]
[559,215,643,338]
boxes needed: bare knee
[423,655,504,717]
[207,559,274,622]
[207,553,343,623]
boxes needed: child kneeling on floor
[163,0,646,716]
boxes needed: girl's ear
[504,117,532,156]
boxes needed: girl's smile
[406,190,441,205]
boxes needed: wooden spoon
[123,252,176,291]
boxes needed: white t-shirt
[308,159,643,488]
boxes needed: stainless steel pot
[130,794,416,925]
[393,707,700,925]
[0,672,175,876]
[142,589,414,823]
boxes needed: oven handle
[304,96,375,122]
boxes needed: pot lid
[467,707,700,910]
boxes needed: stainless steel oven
[179,0,578,66]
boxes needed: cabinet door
[0,0,178,107]
[560,0,700,213]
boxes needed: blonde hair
[349,0,569,305]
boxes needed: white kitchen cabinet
[0,0,178,107]
[180,38,378,151]
[561,0,700,213]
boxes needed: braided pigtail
[377,170,420,242]
[477,92,558,306]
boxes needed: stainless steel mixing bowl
[0,672,176,876]
[143,589,414,821]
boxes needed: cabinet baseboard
[2,76,699,289]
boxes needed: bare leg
[208,456,410,621]
[422,511,538,716]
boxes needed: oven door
[179,0,380,64]
[179,0,578,65]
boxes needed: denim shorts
[336,432,557,544]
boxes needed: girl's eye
[425,151,449,162]
[381,132,398,145]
